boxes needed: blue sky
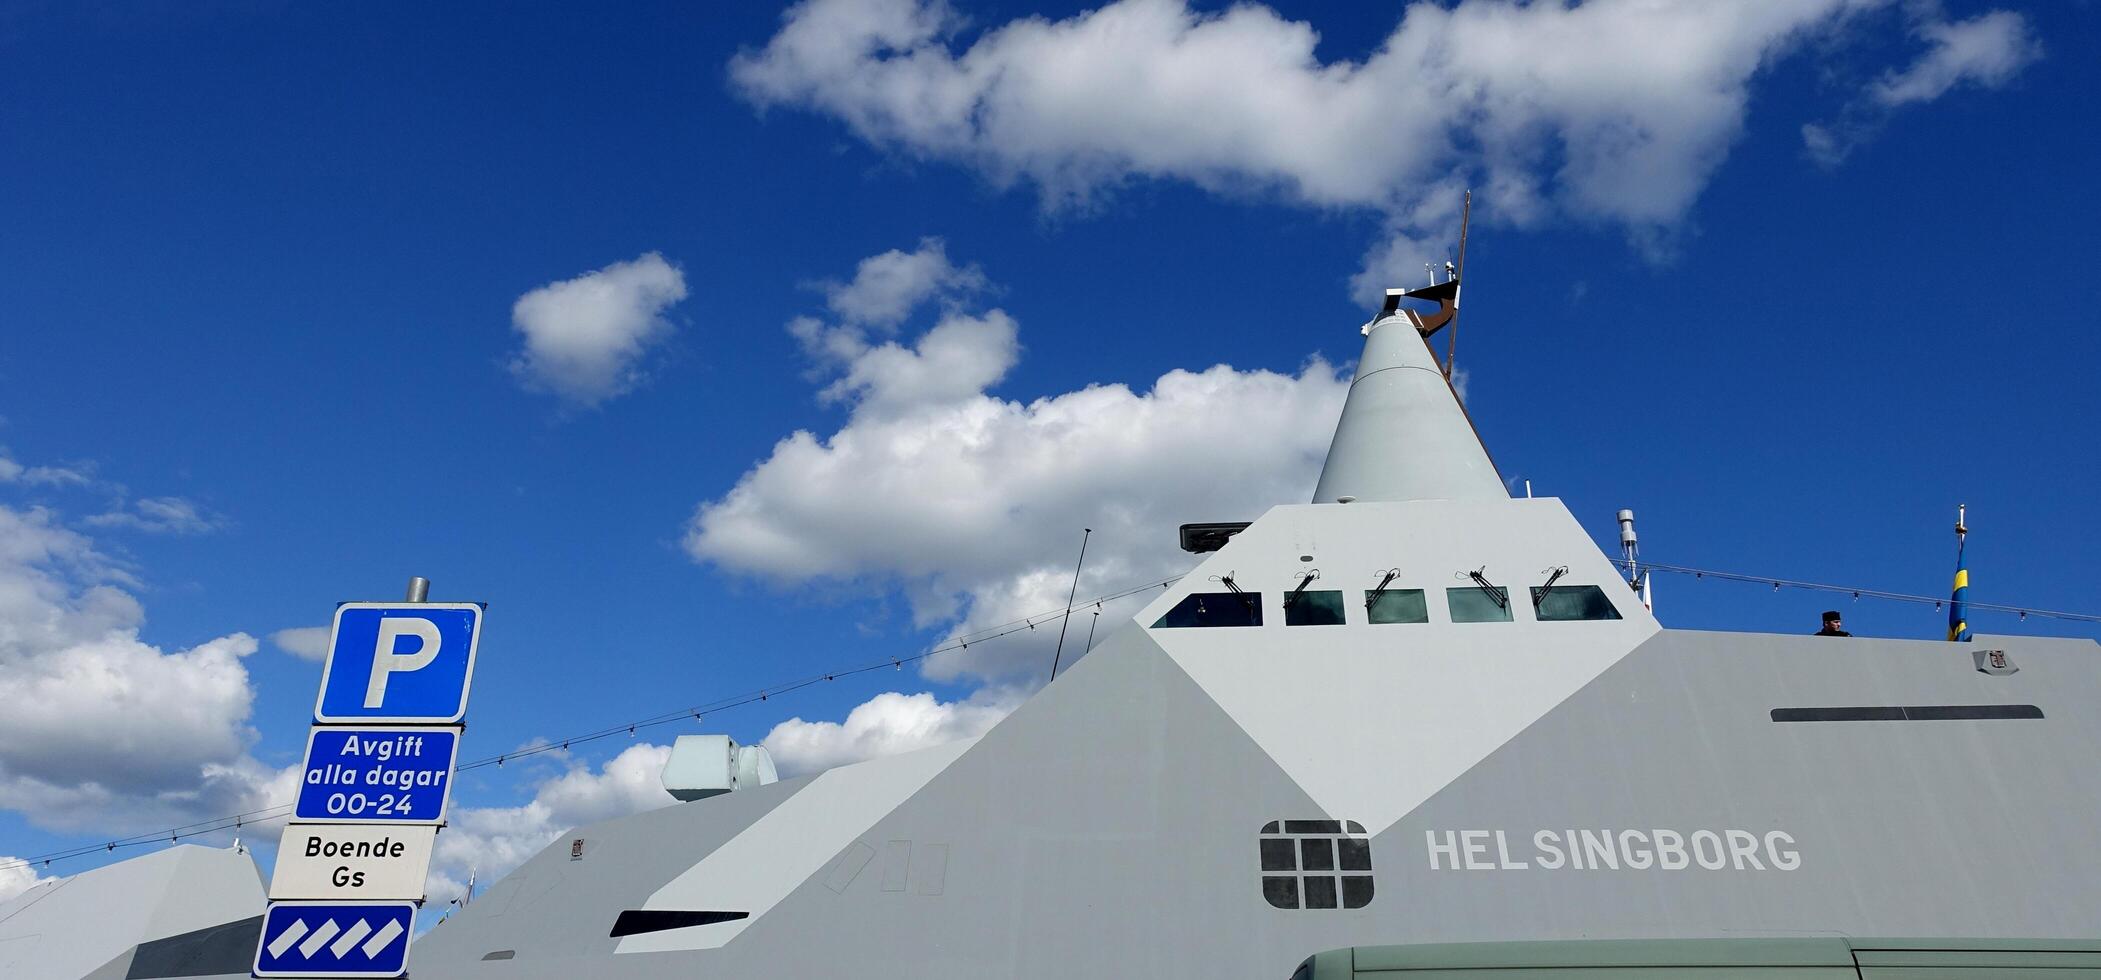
[1,0,2096,899]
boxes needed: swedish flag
[1947,539,1971,642]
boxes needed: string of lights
[0,575,1181,877]
[1613,558,2101,625]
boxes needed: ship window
[1366,589,1429,624]
[1284,590,1346,626]
[1302,876,1339,909]
[1300,837,1336,871]
[1532,585,1623,621]
[1340,875,1374,908]
[1262,875,1300,909]
[1260,838,1297,871]
[1447,587,1512,623]
[1151,592,1263,628]
[1337,837,1372,871]
[1260,819,1374,910]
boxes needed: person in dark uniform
[1815,610,1852,637]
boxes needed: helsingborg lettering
[1425,829,1800,871]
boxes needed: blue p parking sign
[314,603,481,724]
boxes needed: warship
[8,243,2100,979]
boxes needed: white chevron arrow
[362,918,406,958]
[297,918,340,958]
[330,918,373,958]
[264,918,308,958]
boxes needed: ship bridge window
[1284,590,1346,626]
[1447,587,1513,623]
[1151,592,1263,628]
[1531,585,1623,621]
[1366,589,1429,624]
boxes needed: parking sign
[314,603,481,724]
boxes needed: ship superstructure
[401,270,2101,977]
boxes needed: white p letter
[365,618,443,708]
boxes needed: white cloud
[1870,10,2039,108]
[789,238,1000,401]
[1805,8,2040,167]
[508,252,689,406]
[425,742,674,903]
[821,309,1020,417]
[763,689,1020,776]
[734,0,2036,303]
[1,633,256,791]
[822,237,986,328]
[687,245,1348,683]
[269,626,330,661]
[82,496,223,535]
[0,856,50,902]
[22,465,91,488]
[0,451,95,489]
[0,504,285,833]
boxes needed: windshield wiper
[1466,566,1508,610]
[1534,565,1568,607]
[1366,569,1399,610]
[1284,571,1318,608]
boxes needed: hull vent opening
[609,910,751,938]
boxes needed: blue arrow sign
[294,727,460,824]
[315,603,481,724]
[253,901,414,978]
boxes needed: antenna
[1373,190,1472,371]
[1445,189,1471,381]
[1617,509,1655,612]
[1617,509,1640,588]
[1048,528,1093,682]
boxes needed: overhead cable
[1613,559,2101,625]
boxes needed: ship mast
[1313,192,1503,505]
[1445,190,1470,381]
[1378,190,1470,364]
